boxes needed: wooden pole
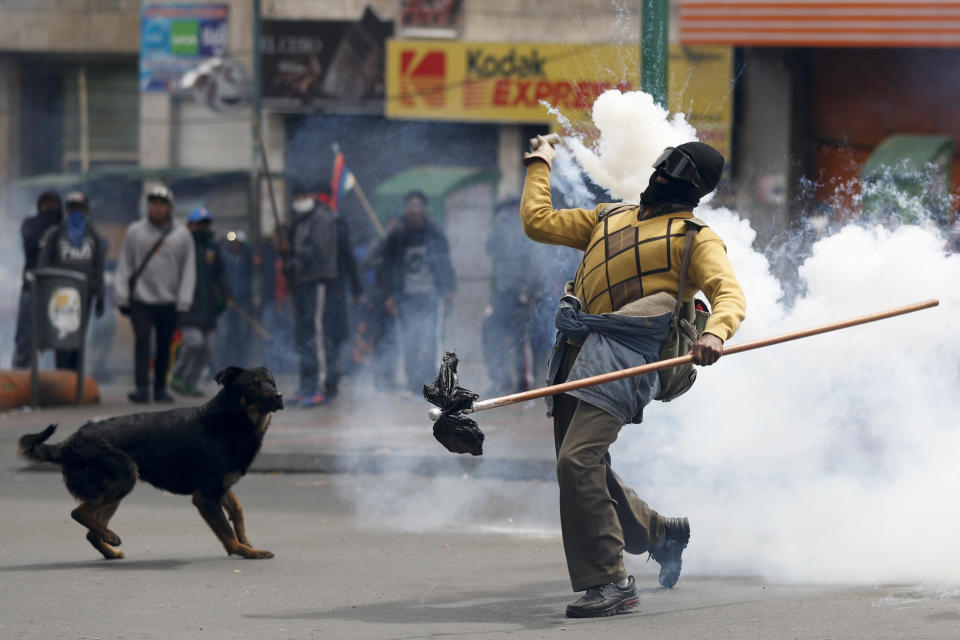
[351,181,387,238]
[252,112,283,233]
[442,298,939,418]
[331,142,387,238]
[227,299,271,340]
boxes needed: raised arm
[519,161,599,250]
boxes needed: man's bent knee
[556,449,593,484]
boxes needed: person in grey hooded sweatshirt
[115,185,196,403]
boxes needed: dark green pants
[553,345,665,591]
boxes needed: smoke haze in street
[338,88,960,587]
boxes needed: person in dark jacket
[380,190,455,394]
[37,191,106,371]
[171,206,231,396]
[288,183,338,407]
[12,190,63,368]
[322,211,363,399]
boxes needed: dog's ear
[215,366,244,387]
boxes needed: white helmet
[146,184,174,205]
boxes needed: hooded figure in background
[12,190,63,368]
[171,206,232,396]
[520,137,745,618]
[37,191,107,371]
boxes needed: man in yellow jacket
[520,136,746,618]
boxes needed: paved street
[1,386,959,639]
[3,471,959,640]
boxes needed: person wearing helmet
[170,206,232,397]
[36,191,107,371]
[114,185,196,403]
[520,137,746,618]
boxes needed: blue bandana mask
[66,210,86,248]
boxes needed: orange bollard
[0,370,100,411]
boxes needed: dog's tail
[18,424,63,464]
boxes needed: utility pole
[641,0,669,108]
[251,0,263,241]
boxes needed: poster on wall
[140,3,229,92]
[261,7,393,112]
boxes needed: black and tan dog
[18,366,283,560]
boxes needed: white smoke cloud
[619,219,959,583]
[566,89,698,203]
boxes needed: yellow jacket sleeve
[520,161,599,250]
[687,229,747,342]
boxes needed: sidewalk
[0,380,558,480]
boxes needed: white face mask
[292,197,315,213]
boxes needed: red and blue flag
[330,147,356,212]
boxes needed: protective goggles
[652,147,707,191]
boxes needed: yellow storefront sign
[386,40,732,160]
[387,40,637,124]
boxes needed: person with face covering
[12,190,64,368]
[170,207,232,397]
[379,190,456,395]
[36,191,106,371]
[286,182,338,407]
[115,185,196,404]
[520,136,746,618]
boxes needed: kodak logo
[400,50,446,108]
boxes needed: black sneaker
[649,517,690,588]
[154,389,175,403]
[128,388,150,404]
[565,576,639,618]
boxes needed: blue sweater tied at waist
[545,293,672,425]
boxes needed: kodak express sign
[386,40,639,124]
[386,40,732,161]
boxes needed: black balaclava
[640,142,725,213]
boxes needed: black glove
[94,298,105,318]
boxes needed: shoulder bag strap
[597,203,638,221]
[672,218,707,326]
[128,227,173,296]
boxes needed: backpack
[655,218,711,402]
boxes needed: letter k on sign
[400,50,446,108]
